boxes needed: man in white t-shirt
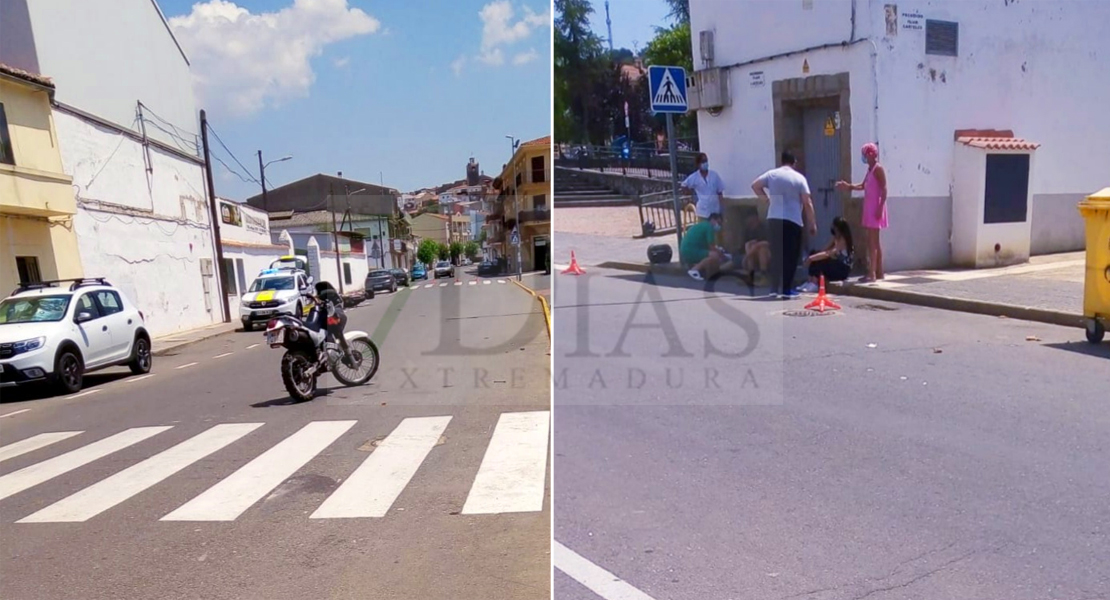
[681,153,725,221]
[751,150,817,297]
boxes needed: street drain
[783,309,838,317]
[855,303,898,311]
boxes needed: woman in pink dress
[836,143,887,282]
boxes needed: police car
[0,278,152,394]
[238,269,314,331]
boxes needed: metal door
[802,108,842,252]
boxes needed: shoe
[781,289,800,299]
[799,282,819,293]
[688,269,704,281]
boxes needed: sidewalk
[555,230,1088,329]
[152,321,241,356]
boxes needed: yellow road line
[511,279,551,340]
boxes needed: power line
[205,122,260,185]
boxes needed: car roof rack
[12,278,110,295]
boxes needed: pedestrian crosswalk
[0,411,549,524]
[405,279,509,291]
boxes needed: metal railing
[636,190,697,237]
[518,209,550,224]
[554,145,700,180]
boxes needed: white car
[239,271,313,331]
[0,278,152,394]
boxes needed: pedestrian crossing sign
[510,229,520,246]
[648,65,688,114]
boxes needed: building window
[533,194,547,210]
[343,263,352,285]
[530,156,546,183]
[983,154,1030,224]
[16,257,41,283]
[0,103,14,165]
[925,19,959,57]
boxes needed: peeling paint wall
[689,0,1109,269]
[57,110,219,339]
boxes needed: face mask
[712,223,721,232]
[861,155,869,165]
[699,162,708,172]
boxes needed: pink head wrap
[861,143,879,160]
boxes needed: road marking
[461,411,549,514]
[246,344,260,350]
[20,423,263,523]
[212,352,233,359]
[483,280,491,285]
[0,427,171,502]
[468,281,477,286]
[66,389,102,400]
[554,541,657,600]
[498,280,506,284]
[127,374,156,383]
[439,283,448,287]
[311,416,451,519]
[175,362,198,370]
[424,284,433,289]
[0,432,83,464]
[0,408,31,419]
[454,281,462,286]
[161,420,356,522]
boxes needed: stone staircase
[554,170,635,208]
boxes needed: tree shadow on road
[1,371,136,404]
[1042,341,1110,359]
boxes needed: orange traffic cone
[804,275,842,312]
[562,251,586,275]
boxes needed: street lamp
[258,152,292,212]
[506,135,522,281]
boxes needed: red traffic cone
[562,251,586,275]
[804,275,842,312]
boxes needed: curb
[828,282,1085,328]
[587,260,1085,329]
[511,279,552,340]
[152,324,240,357]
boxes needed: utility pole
[329,183,344,296]
[199,109,230,323]
[605,0,614,55]
[257,151,268,211]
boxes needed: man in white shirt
[681,153,725,221]
[751,150,817,298]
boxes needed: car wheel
[129,334,153,375]
[54,350,84,395]
[243,321,253,332]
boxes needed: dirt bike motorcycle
[264,287,379,401]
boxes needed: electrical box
[699,30,715,66]
[687,67,730,111]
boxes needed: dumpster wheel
[1086,318,1105,344]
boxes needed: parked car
[239,271,313,331]
[389,268,410,287]
[366,270,398,294]
[0,278,152,394]
[433,261,454,279]
[412,264,428,281]
[477,260,499,276]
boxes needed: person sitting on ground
[740,213,771,276]
[682,213,732,281]
[800,216,854,292]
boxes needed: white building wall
[24,0,198,150]
[690,0,1110,269]
[58,111,219,338]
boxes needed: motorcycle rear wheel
[281,350,318,401]
[332,337,380,386]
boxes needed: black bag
[647,244,673,264]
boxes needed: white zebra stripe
[0,432,83,464]
[461,411,549,514]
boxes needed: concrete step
[556,189,620,196]
[554,193,630,202]
[553,197,637,208]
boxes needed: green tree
[643,22,697,141]
[555,0,606,144]
[464,241,481,259]
[664,0,690,24]
[436,242,450,261]
[416,239,440,266]
[449,241,464,262]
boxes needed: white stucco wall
[219,201,272,245]
[58,110,219,338]
[690,0,1110,269]
[24,0,198,150]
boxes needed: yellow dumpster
[1078,187,1110,343]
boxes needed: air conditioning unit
[687,67,730,112]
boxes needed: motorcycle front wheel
[332,337,380,386]
[281,349,318,401]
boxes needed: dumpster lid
[1081,187,1110,206]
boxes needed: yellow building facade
[497,136,551,272]
[0,65,82,292]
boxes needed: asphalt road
[0,270,551,600]
[552,268,1110,600]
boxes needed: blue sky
[159,0,551,199]
[587,0,671,54]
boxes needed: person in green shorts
[681,213,731,280]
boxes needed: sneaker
[688,269,704,281]
[781,289,800,299]
[799,282,819,293]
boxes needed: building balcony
[0,164,76,217]
[518,209,550,224]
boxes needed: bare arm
[802,193,817,235]
[752,178,769,203]
[874,165,888,203]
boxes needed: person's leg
[767,219,785,294]
[864,228,878,281]
[782,221,803,293]
[756,242,771,272]
[875,230,885,279]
